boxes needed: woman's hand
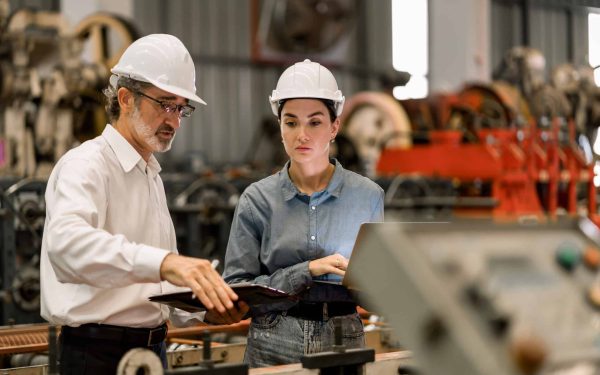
[308,253,348,277]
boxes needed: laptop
[312,223,370,290]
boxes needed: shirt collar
[102,124,162,176]
[327,159,344,197]
[279,159,344,201]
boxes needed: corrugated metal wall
[131,0,393,169]
[8,0,58,11]
[491,0,590,75]
[10,0,597,167]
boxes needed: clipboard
[149,283,297,313]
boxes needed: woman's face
[280,99,339,166]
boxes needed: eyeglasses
[134,91,195,118]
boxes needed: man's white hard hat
[110,33,206,105]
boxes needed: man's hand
[160,254,237,314]
[205,301,250,325]
[308,253,348,277]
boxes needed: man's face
[126,86,188,156]
[130,105,176,153]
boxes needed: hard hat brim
[110,72,207,105]
[269,95,345,117]
[149,78,207,105]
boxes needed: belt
[61,323,168,347]
[286,302,356,321]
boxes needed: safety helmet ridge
[110,34,206,105]
[269,59,344,117]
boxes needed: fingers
[331,254,348,270]
[161,255,242,316]
[166,257,235,314]
[212,308,237,324]
[205,309,235,324]
[236,300,250,316]
[205,301,250,325]
[309,254,349,277]
[193,271,238,314]
[329,267,345,277]
[203,266,238,305]
[319,254,347,276]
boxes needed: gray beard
[131,107,175,153]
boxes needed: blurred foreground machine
[0,319,409,374]
[347,217,600,375]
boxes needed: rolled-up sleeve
[223,193,311,295]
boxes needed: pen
[191,259,220,299]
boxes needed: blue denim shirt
[223,159,384,312]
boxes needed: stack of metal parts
[0,178,46,327]
[0,323,51,370]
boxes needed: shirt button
[310,235,316,240]
[311,206,316,210]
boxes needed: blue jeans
[244,312,365,368]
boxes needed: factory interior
[4,0,600,374]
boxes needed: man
[40,34,248,375]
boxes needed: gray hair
[103,77,153,123]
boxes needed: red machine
[374,82,596,222]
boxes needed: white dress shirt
[41,124,198,328]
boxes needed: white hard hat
[269,59,344,117]
[110,34,206,105]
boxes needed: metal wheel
[73,12,138,71]
[117,348,163,375]
[339,91,412,176]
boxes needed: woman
[223,59,384,367]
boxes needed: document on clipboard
[149,283,297,313]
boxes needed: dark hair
[277,98,337,122]
[103,77,153,123]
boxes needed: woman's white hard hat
[110,34,206,105]
[269,59,344,117]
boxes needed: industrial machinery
[0,318,406,374]
[347,217,600,375]
[0,177,46,326]
[253,0,356,64]
[332,49,599,222]
[337,91,412,177]
[0,168,259,326]
[0,8,139,324]
[0,5,137,177]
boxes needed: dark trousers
[59,328,167,375]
